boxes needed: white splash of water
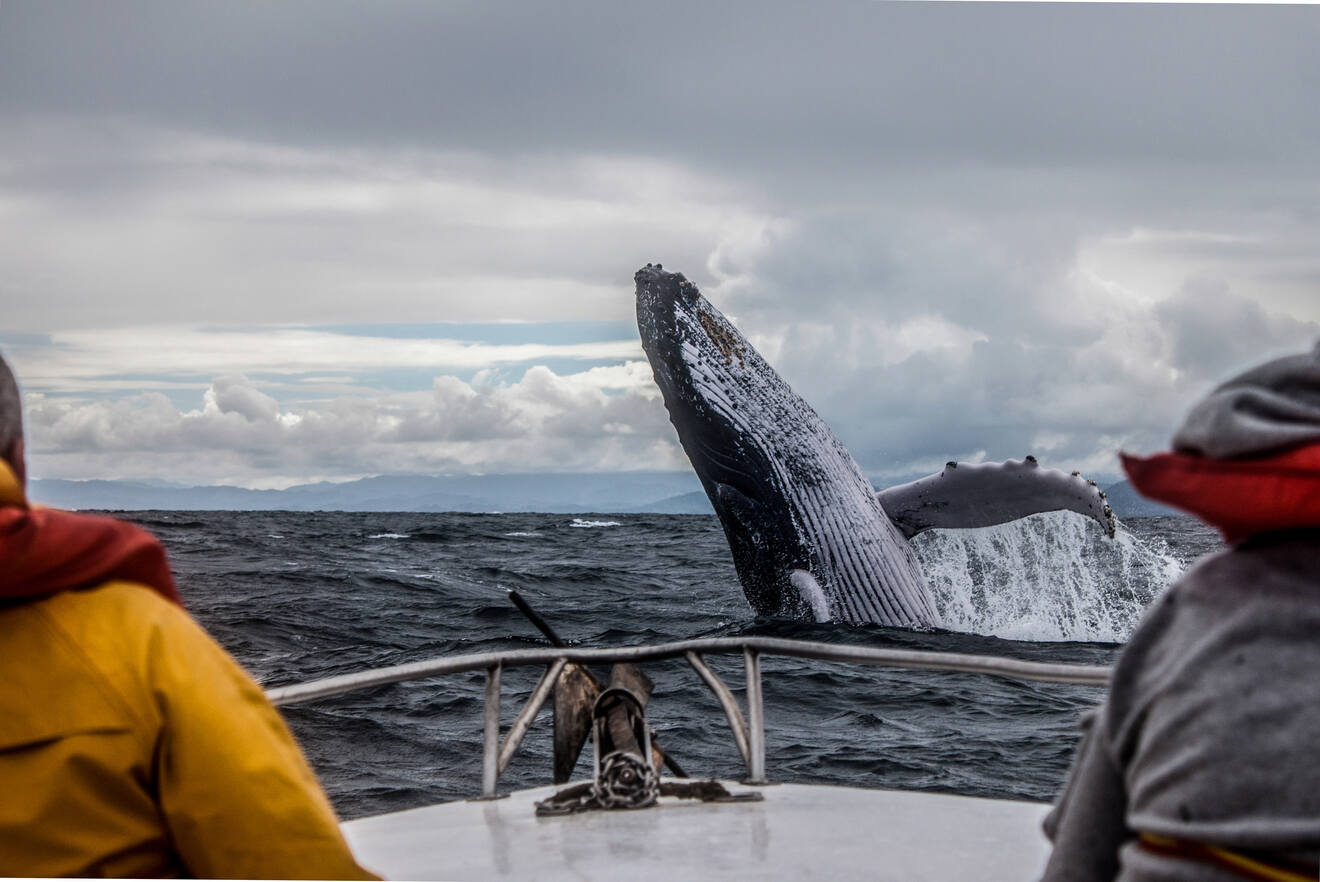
[368,533,411,539]
[569,519,622,528]
[911,512,1186,642]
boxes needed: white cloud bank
[25,362,682,488]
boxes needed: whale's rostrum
[634,264,1115,629]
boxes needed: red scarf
[0,463,182,606]
[1121,442,1320,545]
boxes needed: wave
[569,518,621,528]
[368,533,412,540]
[125,516,210,530]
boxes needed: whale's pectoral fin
[876,457,1116,539]
[789,569,832,623]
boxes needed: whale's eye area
[697,309,746,367]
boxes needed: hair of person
[0,353,23,458]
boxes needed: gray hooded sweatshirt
[1041,343,1320,881]
[1040,531,1320,881]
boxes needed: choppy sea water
[123,510,1221,821]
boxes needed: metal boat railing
[265,636,1111,799]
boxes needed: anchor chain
[535,751,657,815]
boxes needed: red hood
[0,461,182,606]
[1120,442,1320,545]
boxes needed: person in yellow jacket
[0,354,378,879]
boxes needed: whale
[635,264,1114,628]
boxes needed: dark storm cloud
[1156,278,1320,383]
[722,205,1092,343]
[4,2,1318,175]
[768,283,1319,483]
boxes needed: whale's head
[635,264,830,618]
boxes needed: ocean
[125,509,1221,821]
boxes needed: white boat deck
[343,780,1052,881]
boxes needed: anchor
[507,591,759,815]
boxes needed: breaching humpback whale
[635,264,1115,628]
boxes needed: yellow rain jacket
[0,464,378,879]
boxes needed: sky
[2,1,1318,490]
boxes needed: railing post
[744,647,767,784]
[684,651,751,767]
[480,662,503,798]
[497,658,567,775]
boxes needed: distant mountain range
[29,472,718,514]
[29,472,1180,519]
[1097,480,1182,519]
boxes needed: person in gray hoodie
[1040,342,1320,882]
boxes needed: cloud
[1155,278,1320,383]
[24,364,681,487]
[4,3,1320,489]
[0,120,776,332]
[697,212,1320,485]
[4,3,1317,170]
[208,376,281,423]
